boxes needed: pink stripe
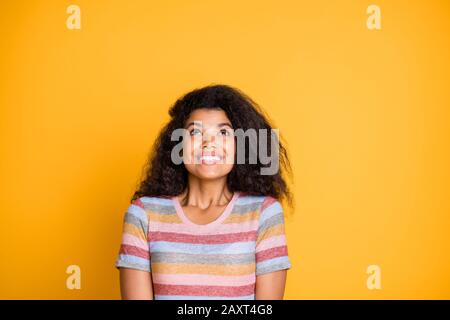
[256,246,288,263]
[149,230,256,244]
[122,234,148,251]
[256,235,287,253]
[131,198,145,209]
[154,283,255,297]
[152,273,255,286]
[261,196,277,211]
[119,244,149,259]
[149,220,258,235]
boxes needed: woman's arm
[119,268,154,300]
[255,270,287,300]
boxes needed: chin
[195,171,226,180]
[193,166,232,180]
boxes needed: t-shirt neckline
[171,192,240,230]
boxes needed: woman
[115,84,293,299]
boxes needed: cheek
[182,137,201,162]
[182,138,196,171]
[182,140,191,160]
[190,137,203,154]
[224,139,236,161]
[221,137,235,153]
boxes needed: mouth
[198,154,223,165]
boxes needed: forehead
[185,109,231,126]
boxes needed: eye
[219,129,231,136]
[190,128,202,136]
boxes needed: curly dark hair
[132,84,293,208]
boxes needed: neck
[180,175,233,209]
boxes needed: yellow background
[1,0,449,299]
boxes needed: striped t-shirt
[115,191,292,300]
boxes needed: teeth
[201,155,221,161]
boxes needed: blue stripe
[140,196,174,206]
[235,196,265,206]
[126,204,148,221]
[150,241,256,254]
[256,256,290,269]
[116,254,150,266]
[259,201,283,225]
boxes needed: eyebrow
[185,122,233,128]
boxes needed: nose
[202,132,216,150]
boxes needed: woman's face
[182,108,235,180]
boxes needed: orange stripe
[148,212,182,223]
[224,210,259,224]
[256,224,285,245]
[123,223,146,239]
[151,262,255,276]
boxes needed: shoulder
[235,193,282,215]
[129,196,176,219]
[122,198,148,223]
[260,196,281,212]
[131,196,173,212]
[235,193,266,206]
[125,196,171,218]
[235,194,285,233]
[257,196,284,226]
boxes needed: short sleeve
[115,198,151,272]
[255,197,292,276]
